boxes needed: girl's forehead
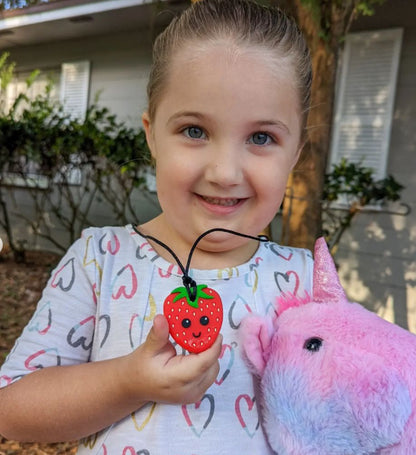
[157,41,302,128]
[172,39,296,80]
[163,41,300,110]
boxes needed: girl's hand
[123,314,222,405]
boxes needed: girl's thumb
[146,314,170,352]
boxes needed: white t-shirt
[0,225,313,454]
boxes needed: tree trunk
[277,0,359,250]
[0,189,26,262]
[281,39,337,249]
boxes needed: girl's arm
[0,315,222,442]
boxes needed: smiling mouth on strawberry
[193,332,202,338]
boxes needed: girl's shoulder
[73,224,164,267]
[77,224,146,252]
[257,240,313,268]
[65,224,148,268]
[80,224,132,241]
[256,240,314,296]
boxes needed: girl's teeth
[203,197,239,206]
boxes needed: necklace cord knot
[182,275,198,302]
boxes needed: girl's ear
[290,142,304,171]
[142,112,156,159]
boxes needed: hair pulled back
[147,0,312,133]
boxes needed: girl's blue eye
[184,126,205,139]
[250,132,272,146]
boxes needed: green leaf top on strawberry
[163,284,223,353]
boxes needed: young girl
[0,0,313,453]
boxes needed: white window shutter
[330,29,403,179]
[60,61,90,121]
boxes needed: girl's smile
[142,43,303,267]
[196,194,247,215]
[198,196,242,207]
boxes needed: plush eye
[303,337,323,352]
[200,316,209,326]
[182,318,191,329]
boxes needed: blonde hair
[147,0,312,135]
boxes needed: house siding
[3,182,161,253]
[4,28,154,127]
[336,0,416,331]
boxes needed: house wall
[4,27,155,127]
[2,182,161,253]
[336,0,416,331]
[1,27,162,252]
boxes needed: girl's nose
[204,142,244,187]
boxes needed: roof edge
[0,0,153,30]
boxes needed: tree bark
[281,39,337,248]
[277,0,360,250]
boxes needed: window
[330,28,403,179]
[5,60,90,120]
[4,67,60,114]
[3,60,90,187]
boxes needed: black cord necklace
[132,225,268,353]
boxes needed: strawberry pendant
[163,284,223,353]
[133,226,267,353]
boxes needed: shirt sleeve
[0,228,100,388]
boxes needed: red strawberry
[163,284,223,353]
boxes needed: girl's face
[143,43,302,263]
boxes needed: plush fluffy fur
[241,238,416,455]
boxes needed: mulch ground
[0,250,78,455]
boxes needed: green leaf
[171,284,214,307]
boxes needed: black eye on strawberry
[163,284,223,353]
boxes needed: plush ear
[240,315,274,376]
[313,237,347,304]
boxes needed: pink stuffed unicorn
[241,238,416,455]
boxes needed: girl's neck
[137,217,261,270]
